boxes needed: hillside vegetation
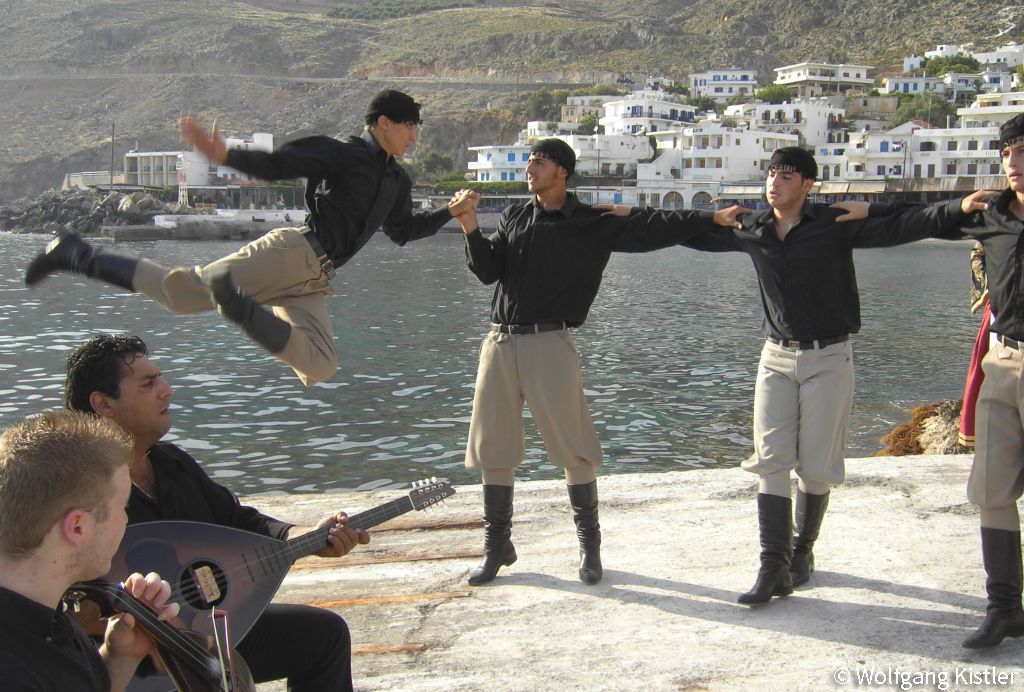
[0,0,1020,202]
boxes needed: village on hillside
[61,41,1024,214]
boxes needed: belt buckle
[784,339,801,349]
[320,257,336,280]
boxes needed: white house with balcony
[724,98,847,147]
[773,62,873,97]
[467,144,531,182]
[883,75,946,96]
[580,126,798,209]
[844,119,1003,184]
[599,94,697,135]
[959,91,1024,127]
[689,68,758,103]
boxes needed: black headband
[999,114,1024,150]
[768,147,817,180]
[530,139,576,177]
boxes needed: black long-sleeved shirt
[952,188,1024,340]
[226,131,452,266]
[465,193,716,326]
[126,442,291,538]
[681,199,966,341]
[0,587,108,692]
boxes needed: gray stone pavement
[247,455,1023,691]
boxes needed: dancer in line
[448,138,746,586]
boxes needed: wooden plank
[302,590,473,608]
[291,549,481,570]
[353,643,427,655]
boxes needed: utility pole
[109,121,115,193]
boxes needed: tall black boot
[468,484,516,586]
[25,231,137,290]
[791,490,829,587]
[962,528,1024,649]
[738,493,794,605]
[207,266,291,355]
[568,480,602,585]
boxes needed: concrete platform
[247,455,1024,691]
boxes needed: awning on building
[817,182,849,194]
[718,184,764,196]
[846,181,887,193]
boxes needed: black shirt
[682,199,966,341]
[954,188,1024,340]
[465,193,715,326]
[226,131,452,266]
[127,442,291,538]
[0,587,109,692]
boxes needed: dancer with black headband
[447,137,747,586]
[604,146,993,604]
[25,90,479,386]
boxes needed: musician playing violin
[65,334,370,692]
[0,410,179,692]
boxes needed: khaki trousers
[465,329,600,485]
[743,339,854,493]
[969,341,1024,531]
[132,227,337,386]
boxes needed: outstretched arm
[833,189,997,223]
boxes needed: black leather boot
[738,493,794,605]
[791,490,829,587]
[468,484,516,586]
[963,528,1024,649]
[25,231,137,290]
[568,480,602,584]
[208,266,291,355]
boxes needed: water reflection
[0,232,977,494]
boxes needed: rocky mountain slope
[0,0,1020,202]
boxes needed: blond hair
[0,410,131,559]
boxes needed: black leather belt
[997,334,1024,351]
[491,322,567,335]
[301,228,336,280]
[767,334,849,350]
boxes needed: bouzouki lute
[104,479,455,642]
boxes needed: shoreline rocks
[0,188,197,236]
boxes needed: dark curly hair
[64,334,148,414]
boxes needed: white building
[127,131,274,188]
[971,42,1024,69]
[903,55,926,73]
[958,91,1024,127]
[599,94,698,135]
[724,98,847,147]
[561,134,651,177]
[882,75,946,96]
[586,126,798,209]
[925,44,965,60]
[844,119,1003,183]
[467,144,531,182]
[689,67,758,103]
[773,62,873,97]
[561,95,609,125]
